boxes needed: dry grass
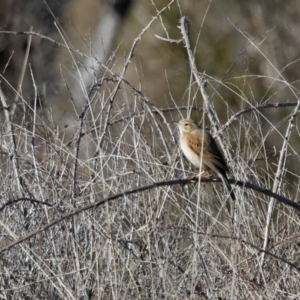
[1,2,300,300]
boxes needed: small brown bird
[177,119,235,200]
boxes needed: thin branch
[179,16,233,166]
[215,101,299,136]
[0,89,24,198]
[1,176,298,253]
[11,26,32,117]
[154,34,183,43]
[161,225,300,272]
[65,101,300,146]
[97,0,175,149]
[0,197,53,212]
[0,30,90,60]
[260,100,300,267]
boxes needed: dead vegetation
[0,1,300,299]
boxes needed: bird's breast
[180,135,202,168]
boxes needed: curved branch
[216,101,299,136]
[1,176,298,253]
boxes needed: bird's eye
[184,123,188,127]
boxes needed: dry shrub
[0,1,300,299]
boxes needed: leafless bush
[0,1,300,299]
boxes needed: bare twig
[97,0,175,150]
[162,226,300,272]
[260,100,300,267]
[0,198,54,213]
[215,101,300,137]
[0,89,24,198]
[65,101,300,146]
[11,26,32,117]
[0,30,90,61]
[179,17,226,150]
[154,34,182,43]
[1,176,298,253]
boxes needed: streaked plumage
[178,119,235,200]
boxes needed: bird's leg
[188,170,210,179]
[200,170,210,177]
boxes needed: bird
[177,118,235,200]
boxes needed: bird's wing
[205,132,229,173]
[186,132,202,156]
[187,130,228,173]
[186,130,235,200]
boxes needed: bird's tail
[204,161,236,200]
[221,175,236,201]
